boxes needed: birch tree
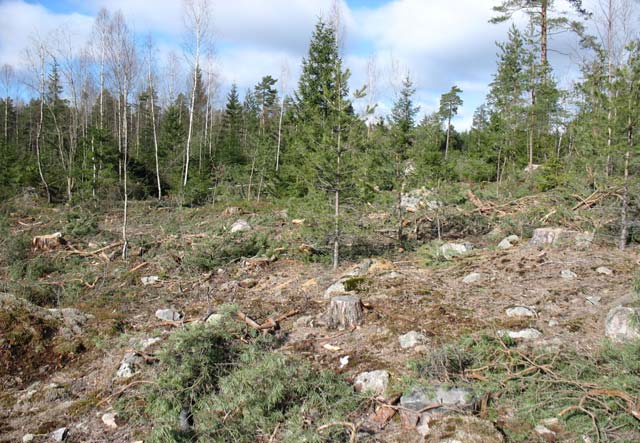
[182,0,212,188]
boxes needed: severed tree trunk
[35,44,51,203]
[326,296,364,330]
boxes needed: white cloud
[0,0,93,68]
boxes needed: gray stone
[116,352,143,379]
[353,370,390,395]
[596,266,613,275]
[605,306,640,343]
[529,228,593,248]
[399,331,427,349]
[561,269,577,279]
[141,275,159,285]
[440,243,472,259]
[344,259,373,277]
[400,385,475,415]
[585,296,601,306]
[462,272,482,284]
[506,306,536,318]
[499,328,542,340]
[155,308,183,322]
[22,435,35,443]
[535,424,556,442]
[230,219,252,233]
[324,280,348,299]
[47,307,93,339]
[205,313,224,326]
[51,427,68,441]
[293,315,314,328]
[102,412,118,429]
[140,337,162,350]
[548,320,559,327]
[498,235,520,250]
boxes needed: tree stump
[326,295,364,329]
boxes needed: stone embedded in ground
[423,416,504,443]
[585,296,601,306]
[506,306,537,318]
[102,412,118,429]
[22,435,35,443]
[324,280,348,299]
[353,370,390,395]
[535,424,557,443]
[205,313,224,326]
[596,266,613,275]
[51,427,68,442]
[155,308,183,322]
[499,328,542,340]
[47,307,93,339]
[344,258,374,277]
[605,306,640,343]
[116,352,143,379]
[529,227,593,248]
[399,331,427,349]
[229,219,252,233]
[498,235,520,250]
[561,269,577,279]
[325,295,364,329]
[400,385,475,416]
[440,242,473,259]
[141,275,159,285]
[462,272,482,284]
[548,320,559,327]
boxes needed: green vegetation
[410,334,640,442]
[123,309,361,443]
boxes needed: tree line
[0,0,638,262]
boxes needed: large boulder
[401,188,441,213]
[440,243,473,260]
[605,306,640,343]
[399,331,427,349]
[529,228,593,248]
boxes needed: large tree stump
[32,232,66,251]
[326,295,364,330]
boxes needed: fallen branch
[96,380,157,407]
[317,421,357,443]
[68,241,124,257]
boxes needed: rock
[498,235,520,250]
[462,272,482,284]
[325,296,364,330]
[220,280,239,291]
[506,306,536,318]
[344,259,373,277]
[548,320,559,327]
[529,227,593,248]
[230,219,251,233]
[399,331,427,349]
[239,278,258,288]
[499,328,542,340]
[339,355,350,368]
[155,308,183,322]
[354,370,390,395]
[324,280,348,299]
[22,434,35,442]
[51,427,68,441]
[424,416,504,443]
[140,337,162,350]
[47,307,93,339]
[535,424,557,442]
[561,269,577,279]
[401,188,438,212]
[116,352,143,379]
[585,296,601,306]
[400,387,476,431]
[141,275,159,285]
[605,306,640,343]
[596,266,613,275]
[440,243,473,259]
[205,313,224,326]
[102,412,118,429]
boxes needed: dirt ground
[1,205,638,442]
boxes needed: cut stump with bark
[326,295,364,330]
[32,232,66,251]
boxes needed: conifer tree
[439,86,463,160]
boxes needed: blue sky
[0,0,596,129]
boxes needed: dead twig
[96,380,158,407]
[317,421,357,443]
